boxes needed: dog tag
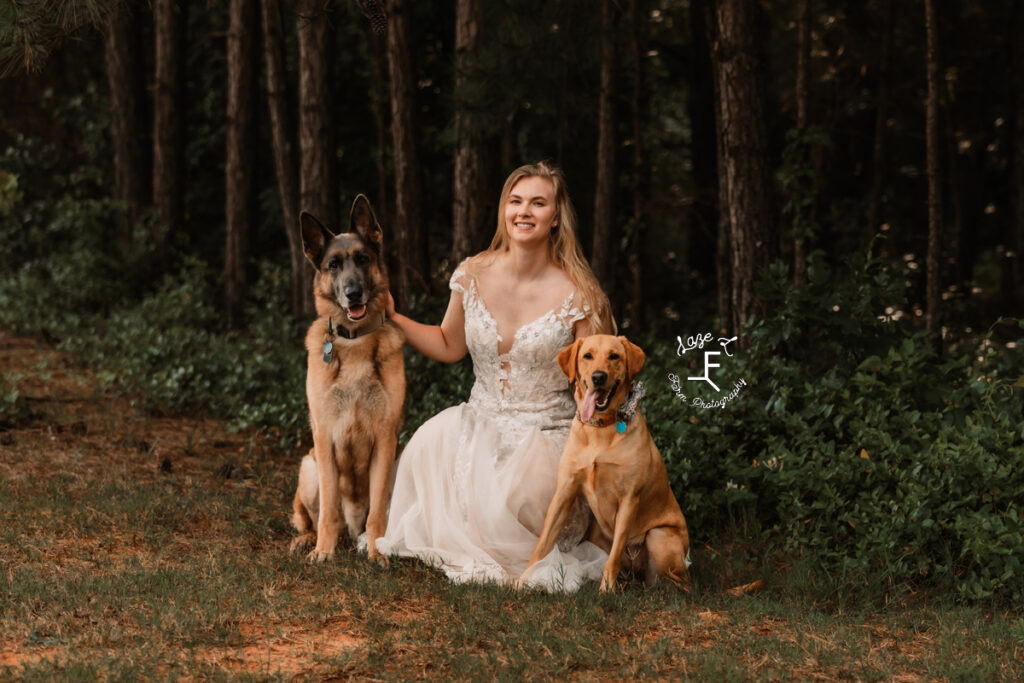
[616,421,627,434]
[322,341,333,364]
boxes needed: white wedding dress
[375,261,608,591]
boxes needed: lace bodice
[450,260,585,436]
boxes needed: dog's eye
[354,251,371,266]
[582,352,593,360]
[608,352,620,360]
[327,259,340,271]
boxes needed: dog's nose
[343,283,364,301]
[591,370,608,387]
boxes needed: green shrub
[640,250,1024,603]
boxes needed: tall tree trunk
[261,0,305,315]
[689,0,722,323]
[297,0,337,314]
[866,0,893,246]
[370,29,391,233]
[592,0,618,289]
[792,0,810,285]
[1012,3,1024,302]
[452,0,487,266]
[386,0,424,309]
[924,0,942,335]
[628,0,649,329]
[709,0,775,343]
[225,0,258,326]
[152,0,186,265]
[103,2,147,258]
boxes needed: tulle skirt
[375,402,607,591]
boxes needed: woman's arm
[387,290,469,364]
[573,316,595,340]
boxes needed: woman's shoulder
[450,251,498,293]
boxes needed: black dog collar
[323,313,386,363]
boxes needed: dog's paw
[289,532,316,554]
[368,550,390,568]
[306,548,334,564]
[599,576,618,593]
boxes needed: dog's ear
[619,336,646,381]
[300,212,335,267]
[558,339,583,384]
[349,194,383,251]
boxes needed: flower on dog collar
[616,381,646,426]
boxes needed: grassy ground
[2,331,1023,681]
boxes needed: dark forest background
[2,1,1024,602]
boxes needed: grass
[1,330,1023,680]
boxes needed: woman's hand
[386,291,396,318]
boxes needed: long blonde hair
[487,161,616,334]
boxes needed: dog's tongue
[348,304,367,320]
[580,388,598,423]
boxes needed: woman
[378,161,615,590]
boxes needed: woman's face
[503,176,557,248]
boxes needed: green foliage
[642,250,1024,604]
[0,372,26,426]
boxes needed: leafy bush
[640,250,1024,603]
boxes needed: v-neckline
[474,287,575,357]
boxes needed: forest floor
[1,330,1023,681]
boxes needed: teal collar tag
[616,421,627,434]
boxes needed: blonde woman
[378,161,615,590]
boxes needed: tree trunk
[709,0,775,343]
[689,0,722,322]
[1012,4,1024,302]
[261,0,305,315]
[297,0,337,313]
[225,0,258,326]
[370,29,391,233]
[792,0,810,285]
[452,0,488,266]
[627,0,649,329]
[866,0,893,246]
[386,0,424,309]
[924,0,942,335]
[592,0,618,289]
[152,0,186,265]
[103,2,147,258]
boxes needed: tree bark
[924,0,942,335]
[792,0,810,285]
[866,0,893,246]
[592,0,618,289]
[370,28,391,234]
[103,2,147,258]
[628,0,649,329]
[709,0,775,343]
[386,0,424,308]
[225,0,258,326]
[152,0,186,265]
[1012,3,1024,302]
[452,0,488,266]
[261,0,305,315]
[689,0,725,325]
[297,0,337,313]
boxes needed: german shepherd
[290,195,405,566]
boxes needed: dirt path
[0,333,351,677]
